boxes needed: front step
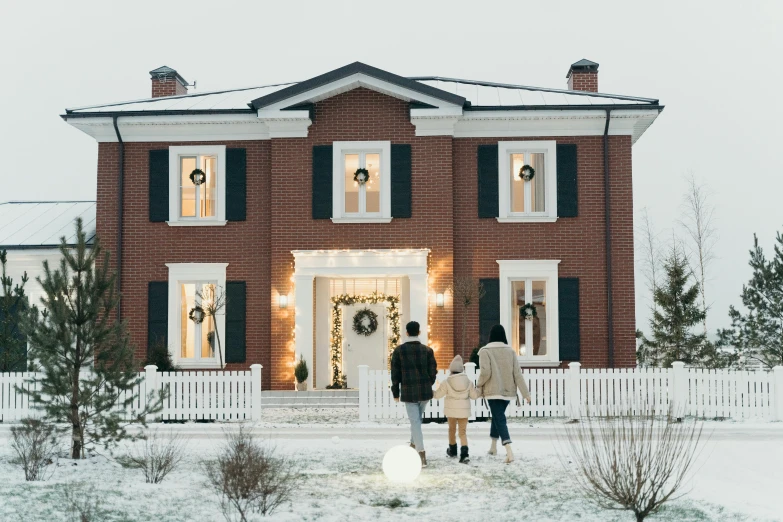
[260,390,359,409]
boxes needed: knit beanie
[449,355,464,373]
[488,324,508,344]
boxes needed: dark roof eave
[251,62,467,110]
[0,241,95,250]
[61,108,257,119]
[464,104,664,112]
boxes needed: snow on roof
[64,76,658,115]
[0,201,96,248]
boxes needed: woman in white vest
[476,324,531,463]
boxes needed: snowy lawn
[0,410,781,521]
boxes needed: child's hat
[449,355,464,373]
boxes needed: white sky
[1,0,781,333]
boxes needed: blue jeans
[405,401,429,451]
[488,399,511,444]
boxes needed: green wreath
[352,307,378,336]
[519,164,535,182]
[188,306,205,324]
[354,168,369,184]
[519,303,538,320]
[190,168,207,185]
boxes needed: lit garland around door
[330,292,400,387]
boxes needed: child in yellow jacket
[433,355,479,463]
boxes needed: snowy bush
[10,417,59,481]
[59,481,105,522]
[125,429,187,484]
[560,406,705,522]
[204,424,302,521]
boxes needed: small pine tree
[23,218,161,459]
[718,231,783,369]
[637,243,715,367]
[0,250,29,371]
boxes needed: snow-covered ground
[1,410,781,521]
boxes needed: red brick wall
[452,135,635,368]
[151,78,187,98]
[95,87,635,390]
[567,72,598,92]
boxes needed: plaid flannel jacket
[390,341,438,403]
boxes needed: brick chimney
[149,66,188,98]
[566,59,599,92]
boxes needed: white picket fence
[358,362,783,422]
[0,364,263,422]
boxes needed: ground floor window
[180,282,216,360]
[511,279,548,357]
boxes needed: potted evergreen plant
[294,355,308,391]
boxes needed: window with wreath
[511,280,548,357]
[497,141,557,222]
[180,282,216,361]
[168,145,227,225]
[332,141,391,222]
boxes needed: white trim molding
[166,263,228,369]
[497,140,557,222]
[167,145,227,226]
[497,260,561,366]
[331,141,392,223]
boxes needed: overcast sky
[1,0,781,333]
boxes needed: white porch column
[408,273,429,346]
[294,275,315,390]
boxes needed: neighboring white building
[0,201,96,306]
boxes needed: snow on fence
[357,362,783,422]
[0,364,263,423]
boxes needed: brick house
[62,60,662,390]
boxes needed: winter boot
[459,446,470,464]
[447,444,458,458]
[488,438,498,455]
[419,451,428,468]
[504,442,514,464]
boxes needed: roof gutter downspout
[112,116,124,321]
[603,109,614,367]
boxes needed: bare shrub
[204,425,302,521]
[10,418,59,481]
[59,482,105,522]
[126,429,187,484]
[559,407,706,522]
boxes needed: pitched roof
[0,201,96,249]
[63,63,660,117]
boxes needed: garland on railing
[330,292,401,387]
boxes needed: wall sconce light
[435,293,445,308]
[279,295,288,309]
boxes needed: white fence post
[358,365,369,422]
[773,366,783,422]
[567,362,581,420]
[144,365,158,423]
[671,361,686,419]
[250,364,263,421]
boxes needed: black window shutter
[225,281,247,363]
[477,144,499,218]
[225,148,247,221]
[149,150,169,222]
[556,144,578,218]
[478,278,500,346]
[147,282,168,357]
[312,145,333,219]
[558,277,580,361]
[391,144,412,218]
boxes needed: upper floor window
[497,141,557,223]
[332,141,391,223]
[168,146,227,226]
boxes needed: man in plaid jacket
[391,321,438,467]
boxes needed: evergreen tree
[637,243,717,367]
[23,218,161,459]
[718,231,783,369]
[0,249,29,371]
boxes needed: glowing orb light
[382,445,422,483]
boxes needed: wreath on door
[352,307,379,336]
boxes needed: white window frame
[497,140,558,223]
[498,260,561,366]
[166,263,228,369]
[167,145,227,226]
[331,141,392,223]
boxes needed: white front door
[343,303,386,388]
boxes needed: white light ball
[382,445,422,483]
[331,436,340,444]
